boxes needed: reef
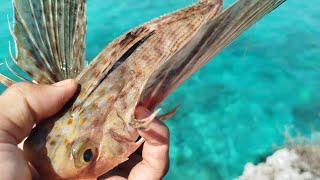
[239,146,320,180]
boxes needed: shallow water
[0,0,320,179]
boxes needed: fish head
[24,103,143,179]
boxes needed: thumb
[0,79,77,144]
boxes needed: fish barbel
[0,0,286,179]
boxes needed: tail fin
[140,0,286,110]
[1,0,87,86]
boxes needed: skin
[0,79,169,180]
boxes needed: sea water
[0,0,319,179]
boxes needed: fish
[0,0,286,179]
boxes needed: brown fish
[0,0,286,179]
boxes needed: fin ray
[11,0,87,83]
[0,73,16,87]
[72,0,218,109]
[5,59,29,81]
[140,0,286,109]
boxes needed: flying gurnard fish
[0,0,285,179]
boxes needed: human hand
[0,80,77,179]
[99,106,170,180]
[0,80,169,180]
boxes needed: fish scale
[0,0,286,179]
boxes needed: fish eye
[71,138,98,168]
[83,149,93,162]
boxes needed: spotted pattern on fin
[139,0,286,110]
[9,0,86,84]
[71,1,222,114]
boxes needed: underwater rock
[293,145,320,177]
[238,148,320,180]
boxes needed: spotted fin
[140,0,286,110]
[72,27,155,110]
[73,0,222,112]
[5,0,87,85]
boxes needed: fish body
[0,0,286,179]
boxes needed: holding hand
[0,80,169,180]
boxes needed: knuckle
[159,121,170,138]
[163,124,170,135]
[8,82,33,96]
[142,159,168,179]
[0,82,37,142]
[5,82,37,123]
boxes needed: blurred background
[0,0,319,179]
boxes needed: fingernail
[53,79,75,87]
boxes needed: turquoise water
[1,0,320,179]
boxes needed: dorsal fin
[7,0,86,84]
[139,0,286,110]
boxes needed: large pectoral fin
[140,0,286,110]
[0,73,15,86]
[72,28,155,110]
[1,0,87,86]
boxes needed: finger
[0,80,77,144]
[0,143,32,179]
[98,145,144,179]
[99,152,143,180]
[29,162,40,179]
[128,106,170,180]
